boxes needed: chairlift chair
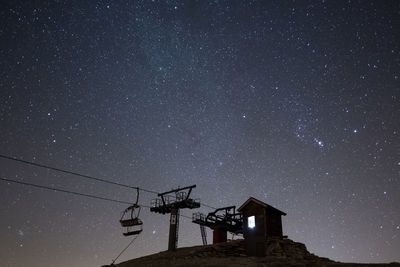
[120,189,143,236]
[120,204,143,236]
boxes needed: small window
[248,215,255,229]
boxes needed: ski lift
[120,188,143,236]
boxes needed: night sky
[0,0,399,266]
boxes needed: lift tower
[150,185,200,251]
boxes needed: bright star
[314,138,324,148]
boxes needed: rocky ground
[103,238,400,267]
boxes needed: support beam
[168,207,179,251]
[158,185,196,197]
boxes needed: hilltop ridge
[103,238,400,267]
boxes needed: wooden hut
[237,197,286,256]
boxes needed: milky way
[0,1,399,266]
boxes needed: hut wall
[266,211,283,237]
[242,202,266,256]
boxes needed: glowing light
[248,216,255,229]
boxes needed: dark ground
[102,238,400,267]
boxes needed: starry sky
[0,0,399,266]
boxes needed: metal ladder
[200,225,207,245]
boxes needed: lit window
[248,215,255,229]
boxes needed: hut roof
[238,197,286,216]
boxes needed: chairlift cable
[0,154,217,210]
[0,154,158,194]
[111,235,139,265]
[201,203,217,210]
[0,177,132,205]
[2,176,210,251]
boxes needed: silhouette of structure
[238,197,286,256]
[192,206,243,244]
[120,188,143,236]
[199,224,207,245]
[150,185,200,251]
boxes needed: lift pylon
[150,185,200,251]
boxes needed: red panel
[213,227,227,244]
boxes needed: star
[0,1,398,266]
[314,138,324,148]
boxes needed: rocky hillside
[103,238,399,267]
